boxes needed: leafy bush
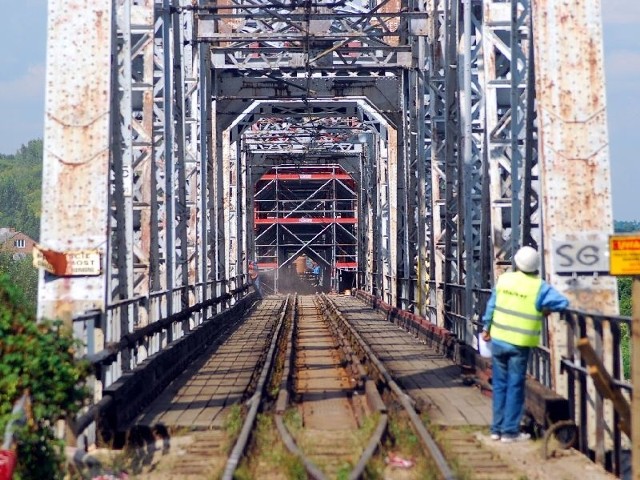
[0,250,38,315]
[0,273,89,479]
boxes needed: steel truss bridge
[38,0,629,475]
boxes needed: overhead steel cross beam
[196,0,422,69]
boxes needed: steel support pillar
[532,0,618,461]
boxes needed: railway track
[82,293,528,479]
[328,293,529,480]
[273,294,388,480]
[139,293,459,479]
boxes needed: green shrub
[0,251,38,315]
[0,273,89,479]
[617,277,632,379]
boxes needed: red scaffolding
[254,164,358,293]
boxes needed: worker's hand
[481,330,491,342]
[542,308,551,317]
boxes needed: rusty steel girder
[39,0,113,322]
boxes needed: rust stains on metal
[39,0,113,320]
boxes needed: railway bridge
[36,0,633,477]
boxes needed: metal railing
[71,276,255,446]
[560,308,631,476]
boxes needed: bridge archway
[217,98,401,302]
[36,0,621,463]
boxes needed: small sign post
[609,234,640,478]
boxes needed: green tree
[614,220,640,234]
[613,221,638,379]
[0,274,89,479]
[0,139,43,240]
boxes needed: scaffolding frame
[254,164,357,292]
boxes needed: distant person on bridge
[248,260,260,295]
[481,246,568,443]
[311,262,321,286]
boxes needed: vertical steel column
[149,4,164,300]
[197,6,213,315]
[521,13,540,252]
[458,0,485,342]
[482,0,534,278]
[111,0,135,373]
[157,0,175,325]
[38,0,112,322]
[212,76,226,300]
[459,0,473,342]
[531,0,617,460]
[362,138,377,294]
[131,0,155,313]
[240,147,248,290]
[378,129,399,305]
[443,0,461,332]
[373,136,384,298]
[389,129,399,305]
[426,0,447,327]
[171,0,191,330]
[222,131,234,284]
[399,66,413,310]
[179,1,202,324]
[414,26,429,317]
[332,174,338,291]
[113,0,134,303]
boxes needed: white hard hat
[514,246,540,273]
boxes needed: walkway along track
[89,296,291,480]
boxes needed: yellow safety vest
[490,271,543,347]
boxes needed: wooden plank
[525,377,571,427]
[577,338,631,437]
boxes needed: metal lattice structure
[39,0,618,460]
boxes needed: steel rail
[274,295,388,479]
[274,294,328,479]
[320,294,388,480]
[320,294,456,480]
[222,295,292,480]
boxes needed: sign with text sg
[609,234,640,276]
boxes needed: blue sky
[0,1,638,220]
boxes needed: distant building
[0,228,36,260]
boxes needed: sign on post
[551,234,610,275]
[609,235,640,276]
[609,233,640,479]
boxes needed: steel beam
[531,0,617,460]
[39,0,112,322]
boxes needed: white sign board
[551,235,610,274]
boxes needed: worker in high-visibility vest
[481,246,568,443]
